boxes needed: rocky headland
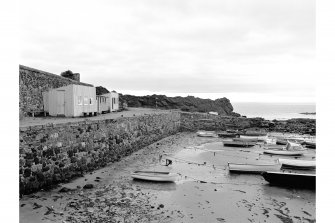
[120,94,239,116]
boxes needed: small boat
[276,138,305,145]
[302,141,316,149]
[276,139,288,145]
[239,135,268,141]
[196,131,217,137]
[228,162,281,173]
[262,171,316,188]
[222,141,257,148]
[243,131,268,136]
[233,137,258,142]
[263,145,286,150]
[217,132,238,138]
[263,149,304,156]
[279,158,316,169]
[131,171,179,182]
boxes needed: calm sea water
[232,103,316,120]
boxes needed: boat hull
[196,131,217,137]
[262,171,316,189]
[279,159,316,169]
[239,135,268,141]
[222,141,256,148]
[228,163,281,173]
[263,149,304,156]
[131,171,178,182]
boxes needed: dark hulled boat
[262,171,316,189]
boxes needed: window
[84,97,88,105]
[78,96,82,105]
[90,98,93,105]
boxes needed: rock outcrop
[120,94,239,116]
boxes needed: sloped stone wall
[19,112,180,195]
[19,65,93,116]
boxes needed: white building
[43,84,97,117]
[102,91,119,112]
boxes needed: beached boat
[262,171,316,188]
[279,158,316,169]
[276,138,304,145]
[239,135,268,141]
[276,139,288,145]
[233,137,258,142]
[302,141,316,149]
[243,131,268,136]
[131,171,179,182]
[263,145,286,150]
[222,141,257,148]
[196,131,217,137]
[217,132,238,138]
[228,162,281,173]
[263,149,304,156]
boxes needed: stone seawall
[19,113,180,195]
[19,65,93,117]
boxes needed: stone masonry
[19,113,180,195]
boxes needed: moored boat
[228,162,281,173]
[239,135,268,141]
[233,137,258,142]
[243,131,268,136]
[131,171,179,182]
[196,131,217,137]
[263,149,304,156]
[279,158,316,169]
[217,132,238,138]
[302,141,316,149]
[262,171,316,188]
[222,141,257,147]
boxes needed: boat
[276,139,288,145]
[233,137,258,142]
[222,141,257,148]
[228,162,281,173]
[217,132,238,138]
[131,171,179,182]
[263,149,304,156]
[279,158,316,169]
[239,135,268,141]
[196,131,217,137]
[276,138,305,145]
[263,145,286,150]
[243,131,268,136]
[302,141,316,149]
[262,171,316,188]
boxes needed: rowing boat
[196,131,217,137]
[263,149,304,156]
[222,141,257,148]
[217,132,238,138]
[233,137,258,142]
[243,131,268,136]
[262,171,316,188]
[228,162,281,173]
[131,171,179,182]
[302,141,316,149]
[239,135,268,141]
[279,158,316,169]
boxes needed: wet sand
[19,132,316,223]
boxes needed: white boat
[279,158,316,169]
[131,171,179,182]
[263,149,304,156]
[228,162,282,173]
[263,145,286,150]
[196,131,217,137]
[239,135,268,141]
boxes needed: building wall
[72,85,97,116]
[110,92,119,111]
[19,112,181,195]
[19,65,93,116]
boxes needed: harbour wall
[19,112,180,195]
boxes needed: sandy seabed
[19,132,316,223]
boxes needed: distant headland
[300,112,316,115]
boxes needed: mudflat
[19,132,315,223]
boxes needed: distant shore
[300,112,316,115]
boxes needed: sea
[232,103,316,120]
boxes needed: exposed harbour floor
[19,132,316,223]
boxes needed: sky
[19,0,315,103]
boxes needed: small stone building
[43,84,97,117]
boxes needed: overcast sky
[20,0,315,103]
